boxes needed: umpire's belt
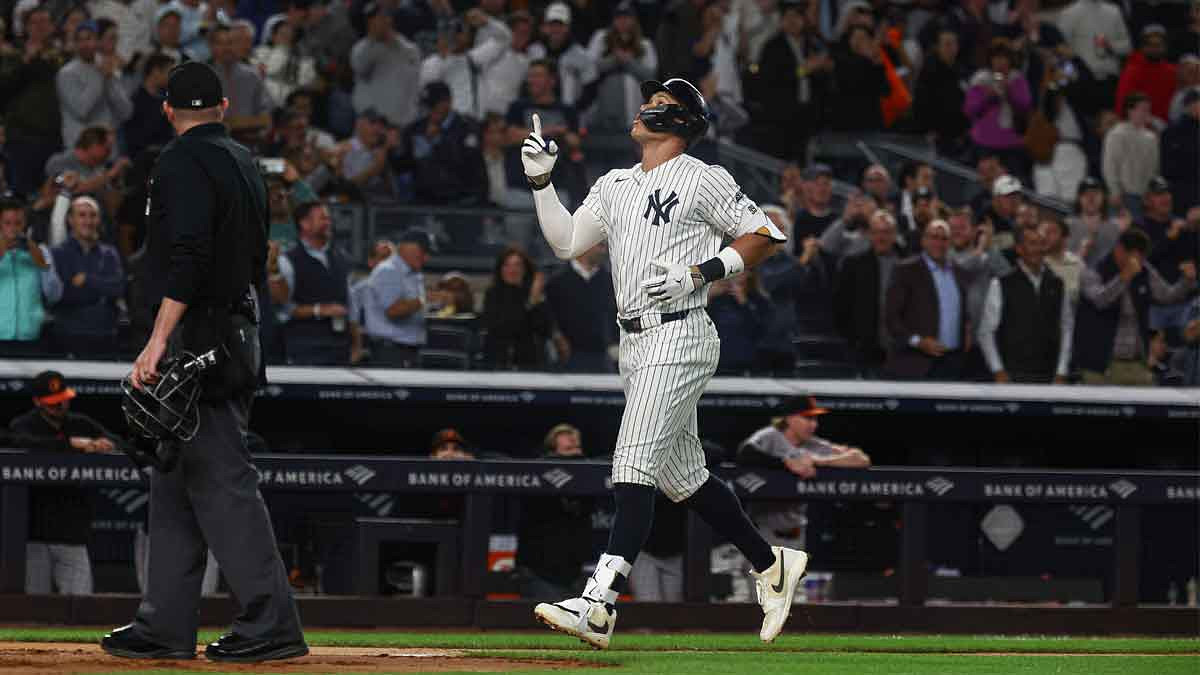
[619,309,689,334]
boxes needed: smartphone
[257,158,286,175]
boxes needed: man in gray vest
[273,201,353,365]
[977,224,1073,384]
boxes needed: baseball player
[522,77,808,649]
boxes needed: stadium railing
[1,450,1195,608]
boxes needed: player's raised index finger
[531,113,542,137]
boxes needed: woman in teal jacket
[0,200,62,352]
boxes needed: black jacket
[746,33,832,127]
[831,49,890,132]
[913,55,969,139]
[392,112,487,206]
[1162,115,1200,211]
[833,249,896,366]
[9,409,116,544]
[123,87,175,161]
[144,122,268,313]
[545,263,615,354]
[482,283,552,369]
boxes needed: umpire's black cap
[166,61,223,109]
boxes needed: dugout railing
[1,451,1195,610]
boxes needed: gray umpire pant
[132,394,303,650]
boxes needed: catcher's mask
[122,350,216,446]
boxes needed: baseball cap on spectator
[1077,176,1105,194]
[779,0,807,13]
[420,81,452,108]
[1141,24,1167,39]
[75,19,98,36]
[166,61,224,109]
[358,107,385,123]
[262,15,286,44]
[398,229,436,254]
[992,174,1022,197]
[155,4,182,23]
[802,163,833,180]
[913,185,935,202]
[431,428,467,451]
[544,1,570,24]
[613,1,636,16]
[1146,176,1170,194]
[779,394,828,417]
[32,370,76,405]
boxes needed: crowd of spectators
[0,0,1195,385]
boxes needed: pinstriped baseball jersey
[582,153,784,320]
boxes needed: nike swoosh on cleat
[553,604,580,617]
[587,618,609,633]
[771,551,786,594]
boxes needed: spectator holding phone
[0,199,62,355]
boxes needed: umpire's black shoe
[205,633,309,663]
[101,624,195,660]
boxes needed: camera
[257,158,286,175]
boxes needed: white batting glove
[642,258,696,304]
[520,113,558,188]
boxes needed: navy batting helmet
[638,78,709,145]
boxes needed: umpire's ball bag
[180,305,262,402]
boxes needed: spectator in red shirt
[1115,25,1177,123]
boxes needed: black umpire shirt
[144,122,268,313]
[9,410,115,545]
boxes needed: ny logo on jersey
[643,189,680,226]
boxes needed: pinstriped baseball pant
[25,542,92,594]
[612,310,720,502]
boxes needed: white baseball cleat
[751,546,810,643]
[533,596,617,650]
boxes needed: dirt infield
[0,642,592,674]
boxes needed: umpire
[101,62,307,663]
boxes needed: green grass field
[2,628,1197,675]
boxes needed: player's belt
[619,309,689,334]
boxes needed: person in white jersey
[521,77,808,649]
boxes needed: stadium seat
[793,360,859,378]
[418,349,470,370]
[354,517,460,596]
[427,325,474,352]
[793,334,853,363]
